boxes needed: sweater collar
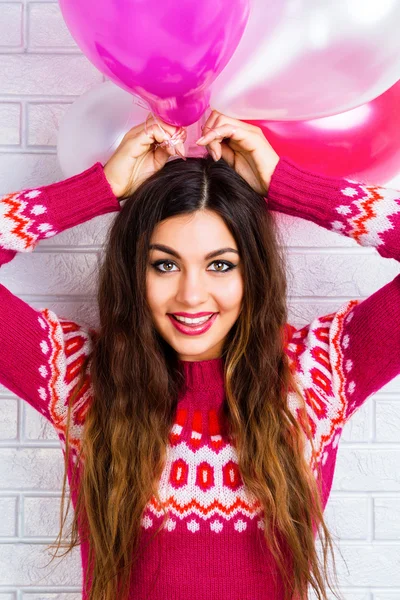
[177,356,224,391]
[173,357,227,443]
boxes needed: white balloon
[211,0,400,121]
[57,81,207,178]
[57,81,147,178]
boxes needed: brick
[0,496,17,536]
[287,251,400,298]
[277,211,359,248]
[374,497,400,540]
[0,448,65,490]
[22,595,81,600]
[0,154,61,194]
[27,102,71,146]
[0,103,21,145]
[324,495,369,540]
[0,55,102,95]
[0,543,80,585]
[23,495,72,537]
[0,251,98,296]
[23,403,58,441]
[309,592,369,600]
[378,378,400,393]
[375,400,400,442]
[0,385,13,397]
[288,300,353,329]
[0,3,22,47]
[341,402,370,443]
[333,448,400,492]
[28,3,77,48]
[0,397,18,440]
[330,543,400,586]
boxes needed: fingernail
[196,136,206,144]
[210,150,218,161]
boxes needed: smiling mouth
[167,313,218,335]
[170,314,215,324]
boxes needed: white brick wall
[0,2,399,599]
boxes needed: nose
[175,270,209,306]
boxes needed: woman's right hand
[103,114,186,200]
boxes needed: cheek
[146,273,171,313]
[218,277,243,311]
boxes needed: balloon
[211,0,400,121]
[57,81,146,178]
[57,81,207,178]
[58,0,250,127]
[246,79,400,185]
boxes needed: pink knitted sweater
[0,159,399,599]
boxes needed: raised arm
[0,115,187,430]
[0,162,119,265]
[0,163,120,422]
[267,158,400,261]
[269,158,400,423]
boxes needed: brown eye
[208,260,235,273]
[214,261,225,271]
[151,260,178,273]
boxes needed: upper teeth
[174,314,213,324]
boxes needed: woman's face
[146,210,244,361]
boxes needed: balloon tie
[132,96,187,160]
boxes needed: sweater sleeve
[269,159,400,423]
[0,162,120,429]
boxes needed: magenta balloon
[246,80,400,185]
[58,0,250,127]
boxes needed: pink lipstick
[168,313,218,336]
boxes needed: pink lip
[168,313,217,336]
[171,312,215,318]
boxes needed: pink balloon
[246,80,400,185]
[58,0,250,127]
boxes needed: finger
[197,123,252,147]
[122,114,181,147]
[207,139,222,162]
[173,141,186,159]
[196,124,248,162]
[145,115,188,159]
[138,122,179,153]
[201,108,219,137]
[219,142,235,168]
[145,114,183,149]
[200,110,224,159]
[199,111,224,159]
[199,111,260,161]
[201,108,257,136]
[153,144,171,168]
[115,122,171,165]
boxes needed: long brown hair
[47,154,343,600]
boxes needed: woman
[0,110,399,600]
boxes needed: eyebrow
[149,244,239,260]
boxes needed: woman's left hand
[196,109,279,196]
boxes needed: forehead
[149,210,237,251]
